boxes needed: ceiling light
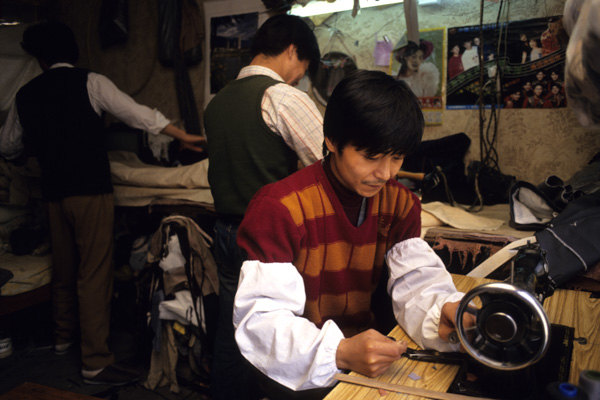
[289,0,404,17]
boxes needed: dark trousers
[210,219,262,400]
[47,193,115,371]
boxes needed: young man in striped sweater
[233,70,467,399]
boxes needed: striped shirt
[237,65,323,167]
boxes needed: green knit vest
[204,75,298,218]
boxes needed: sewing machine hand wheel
[455,282,551,370]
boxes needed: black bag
[535,191,600,287]
[403,133,476,205]
[466,161,516,206]
[510,176,585,231]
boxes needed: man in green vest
[203,14,323,400]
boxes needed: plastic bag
[564,0,600,128]
[373,35,394,66]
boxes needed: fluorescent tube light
[289,0,404,17]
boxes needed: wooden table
[0,382,101,400]
[324,274,600,399]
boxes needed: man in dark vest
[203,13,323,400]
[0,21,204,385]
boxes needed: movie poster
[446,16,568,109]
[389,28,446,125]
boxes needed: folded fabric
[158,290,206,331]
[421,202,504,231]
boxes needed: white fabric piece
[159,290,206,331]
[146,133,174,162]
[237,65,323,167]
[234,261,345,391]
[159,235,186,273]
[386,237,463,351]
[422,201,504,231]
[233,237,462,391]
[511,186,556,225]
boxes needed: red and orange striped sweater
[238,160,421,336]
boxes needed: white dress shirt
[237,65,324,167]
[0,63,170,160]
[233,237,464,391]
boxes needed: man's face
[534,85,543,96]
[326,138,405,198]
[283,46,310,87]
[510,92,521,101]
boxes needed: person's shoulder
[254,162,322,200]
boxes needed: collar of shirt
[322,156,364,226]
[237,65,284,83]
[49,63,74,69]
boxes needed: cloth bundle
[510,175,584,231]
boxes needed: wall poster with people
[202,0,268,107]
[389,28,446,125]
[446,15,568,110]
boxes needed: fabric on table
[422,201,504,231]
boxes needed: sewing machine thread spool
[546,382,590,400]
[580,370,600,400]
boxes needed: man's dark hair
[251,14,320,78]
[323,69,424,157]
[21,21,79,65]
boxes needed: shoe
[54,341,75,355]
[0,337,12,359]
[82,362,142,386]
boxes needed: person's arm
[386,237,465,351]
[160,124,206,153]
[0,102,24,160]
[88,72,205,152]
[263,84,324,167]
[234,260,345,391]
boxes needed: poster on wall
[389,28,446,125]
[202,0,268,108]
[446,16,568,109]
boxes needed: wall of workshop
[54,0,202,130]
[308,0,600,185]
[55,0,600,185]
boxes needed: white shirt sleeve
[233,260,345,391]
[262,84,324,167]
[0,101,24,160]
[387,237,464,351]
[87,72,171,136]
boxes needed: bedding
[0,252,51,296]
[108,151,214,207]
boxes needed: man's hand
[160,124,206,153]
[439,300,476,343]
[336,329,407,378]
[179,134,206,153]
